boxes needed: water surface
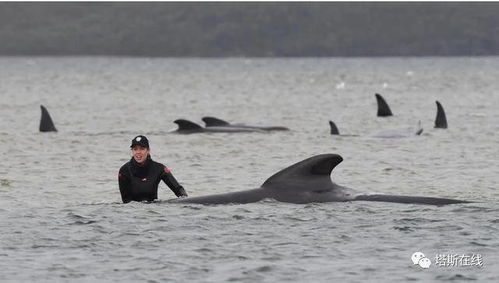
[0,57,497,282]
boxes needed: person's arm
[161,166,188,197]
[118,167,133,203]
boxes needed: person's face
[131,145,150,164]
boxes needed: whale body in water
[202,116,289,131]
[172,119,265,134]
[173,154,469,205]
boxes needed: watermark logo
[411,252,431,269]
[411,252,484,269]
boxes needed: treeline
[0,2,498,57]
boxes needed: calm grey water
[0,57,498,282]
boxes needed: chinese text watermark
[434,253,484,267]
[412,252,483,269]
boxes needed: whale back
[375,93,393,117]
[202,116,230,127]
[355,194,469,205]
[174,119,203,131]
[39,105,57,132]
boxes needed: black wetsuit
[118,155,187,203]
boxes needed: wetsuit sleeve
[118,166,132,203]
[161,166,188,197]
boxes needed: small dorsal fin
[415,120,423,135]
[434,101,448,129]
[174,119,203,131]
[262,154,343,188]
[202,116,230,127]
[375,93,393,117]
[329,121,340,135]
[39,105,57,132]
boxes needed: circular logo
[136,137,142,142]
[419,257,431,269]
[412,252,426,265]
[411,252,432,269]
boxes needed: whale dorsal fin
[434,101,448,129]
[39,105,57,132]
[202,116,230,127]
[375,93,393,117]
[262,154,343,189]
[415,120,423,135]
[174,119,203,131]
[329,121,340,135]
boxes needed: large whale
[375,93,393,117]
[39,105,57,132]
[202,116,289,131]
[173,154,469,205]
[173,119,265,134]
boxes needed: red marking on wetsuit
[164,167,170,174]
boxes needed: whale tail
[375,93,393,117]
[435,101,448,129]
[39,105,57,132]
[202,116,230,127]
[174,119,203,132]
[329,121,340,135]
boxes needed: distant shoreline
[1,3,498,57]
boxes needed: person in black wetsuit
[118,135,187,203]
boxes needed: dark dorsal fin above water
[39,105,57,132]
[434,101,448,129]
[174,119,203,131]
[262,154,343,188]
[329,121,340,135]
[375,93,393,117]
[202,116,230,127]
